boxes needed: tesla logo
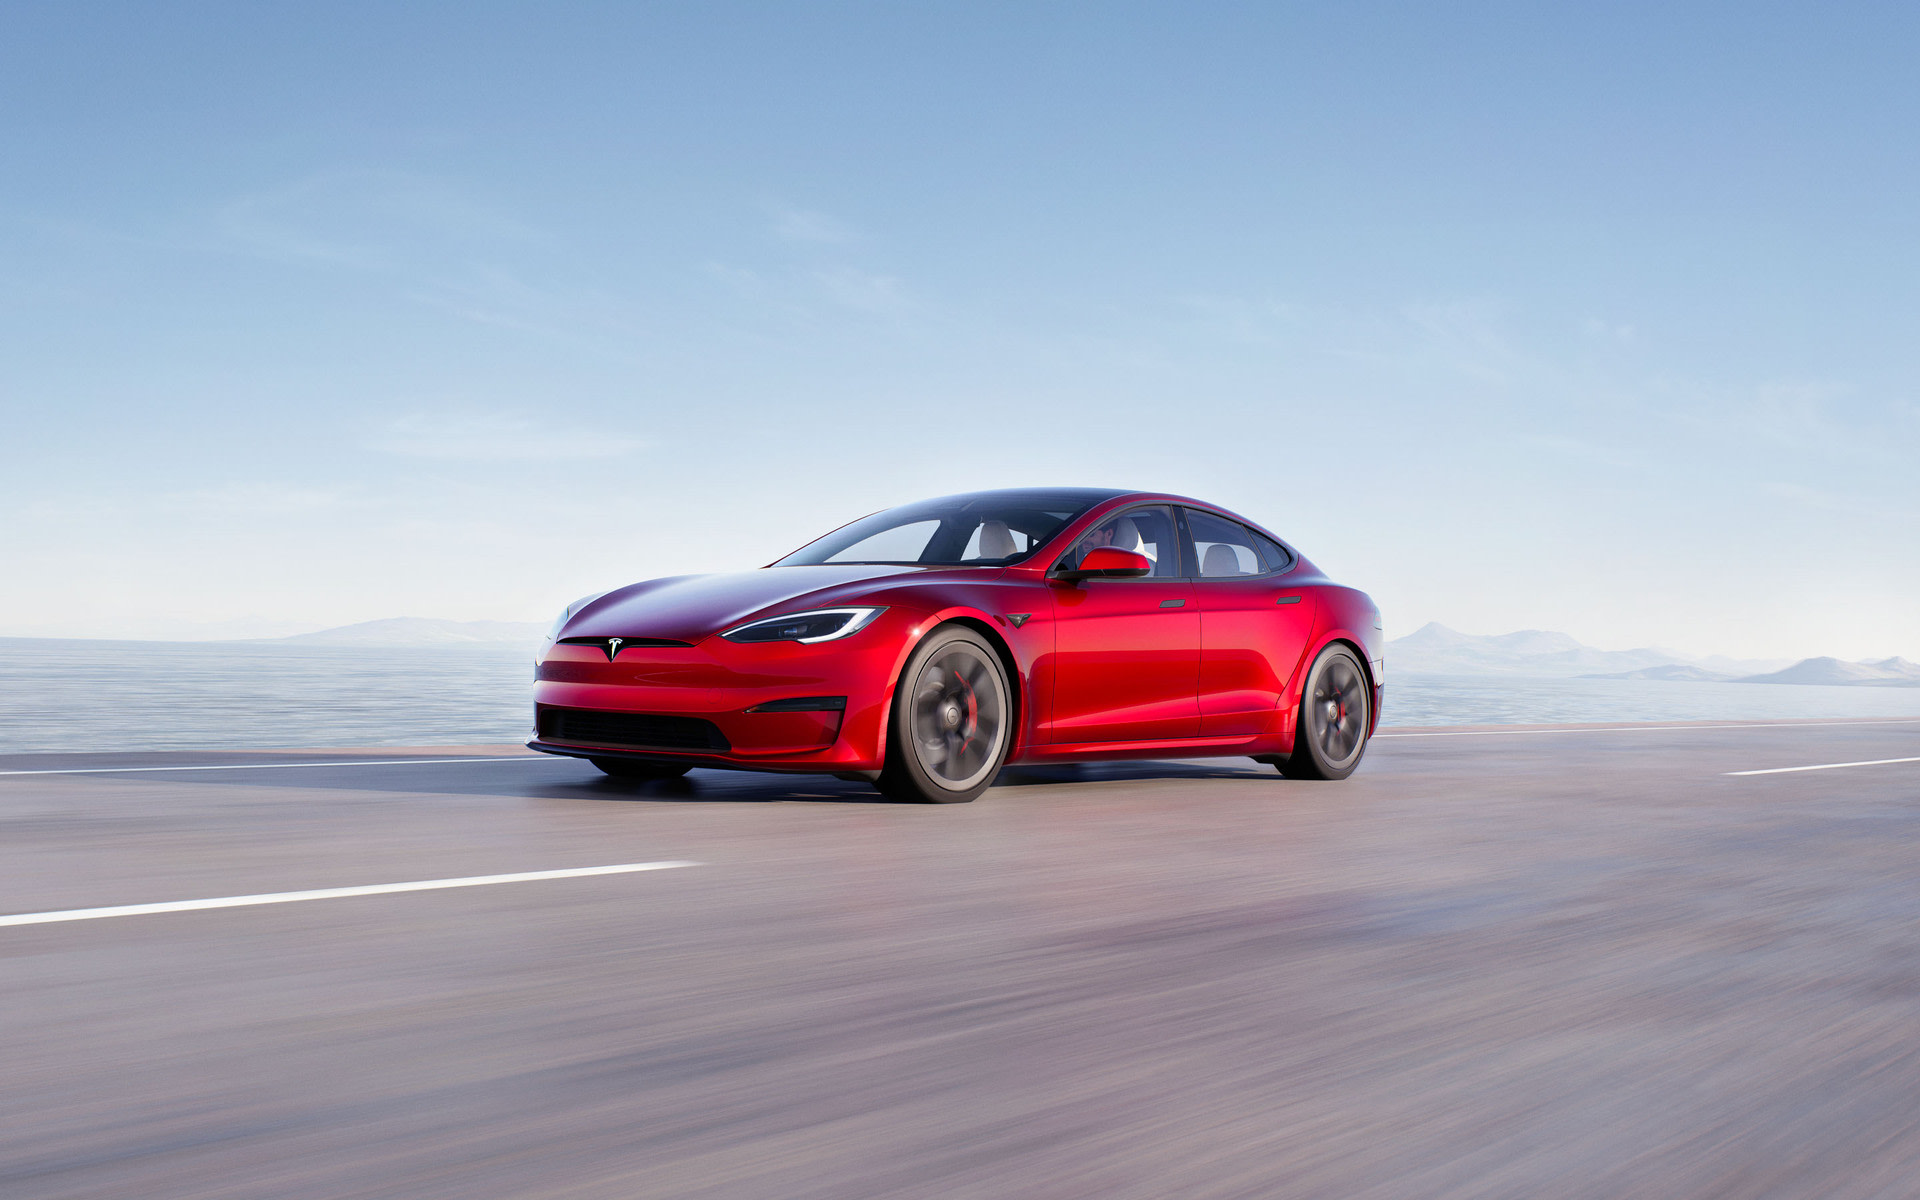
[1006,613,1031,628]
[604,637,624,661]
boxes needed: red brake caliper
[958,669,978,750]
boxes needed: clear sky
[2,2,1915,659]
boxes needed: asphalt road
[4,719,1920,1200]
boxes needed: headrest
[1202,543,1244,576]
[1108,516,1142,554]
[976,520,1017,559]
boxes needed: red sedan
[531,489,1383,802]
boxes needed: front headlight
[721,606,886,645]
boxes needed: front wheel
[1279,645,1372,780]
[878,625,1013,804]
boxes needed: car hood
[559,564,935,644]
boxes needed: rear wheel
[1279,644,1372,780]
[591,758,690,780]
[878,625,1013,804]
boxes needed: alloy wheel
[1307,652,1368,770]
[907,644,1007,791]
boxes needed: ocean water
[4,638,1920,754]
[1385,672,1920,726]
[0,638,537,754]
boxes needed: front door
[1045,505,1200,743]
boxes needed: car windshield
[774,489,1119,567]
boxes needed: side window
[1249,529,1295,572]
[1184,509,1265,578]
[1055,506,1180,578]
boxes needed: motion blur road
[4,719,1920,1199]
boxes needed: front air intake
[536,706,731,752]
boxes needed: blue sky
[2,2,1916,659]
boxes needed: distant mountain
[1389,623,1796,679]
[274,618,546,647]
[1391,623,1686,677]
[1739,656,1920,687]
[1395,622,1920,688]
[1583,664,1737,683]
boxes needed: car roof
[915,488,1255,524]
[916,486,1134,505]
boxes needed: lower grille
[537,706,731,752]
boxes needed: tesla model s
[530,488,1383,802]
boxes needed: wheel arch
[878,613,1026,799]
[934,614,1025,755]
[1288,631,1382,746]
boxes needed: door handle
[1160,598,1186,608]
[1274,595,1302,605]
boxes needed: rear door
[1181,508,1319,736]
[1045,505,1200,743]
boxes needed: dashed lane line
[0,757,550,777]
[0,861,701,928]
[1724,756,1920,777]
[1376,718,1920,739]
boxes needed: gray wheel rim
[909,644,1005,791]
[1309,654,1368,770]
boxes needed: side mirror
[1057,547,1153,580]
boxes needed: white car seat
[1202,543,1244,576]
[976,520,1017,559]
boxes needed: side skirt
[1014,733,1282,764]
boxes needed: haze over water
[6,639,1919,756]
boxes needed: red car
[530,489,1383,802]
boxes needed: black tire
[1279,644,1372,781]
[591,758,691,780]
[877,625,1013,804]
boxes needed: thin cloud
[165,484,349,514]
[1765,481,1917,524]
[216,169,549,272]
[772,206,856,243]
[371,413,648,462]
[1402,299,1519,384]
[1581,317,1637,344]
[1173,293,1307,344]
[701,261,770,297]
[815,266,905,313]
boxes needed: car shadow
[150,755,1283,803]
[574,773,896,804]
[993,760,1275,787]
[580,758,1280,802]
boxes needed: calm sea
[4,637,1920,754]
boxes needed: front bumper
[528,611,920,772]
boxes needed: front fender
[917,602,1049,759]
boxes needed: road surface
[4,719,1920,1199]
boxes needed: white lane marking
[1725,756,1920,777]
[0,757,549,777]
[0,861,700,928]
[1376,718,1920,739]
